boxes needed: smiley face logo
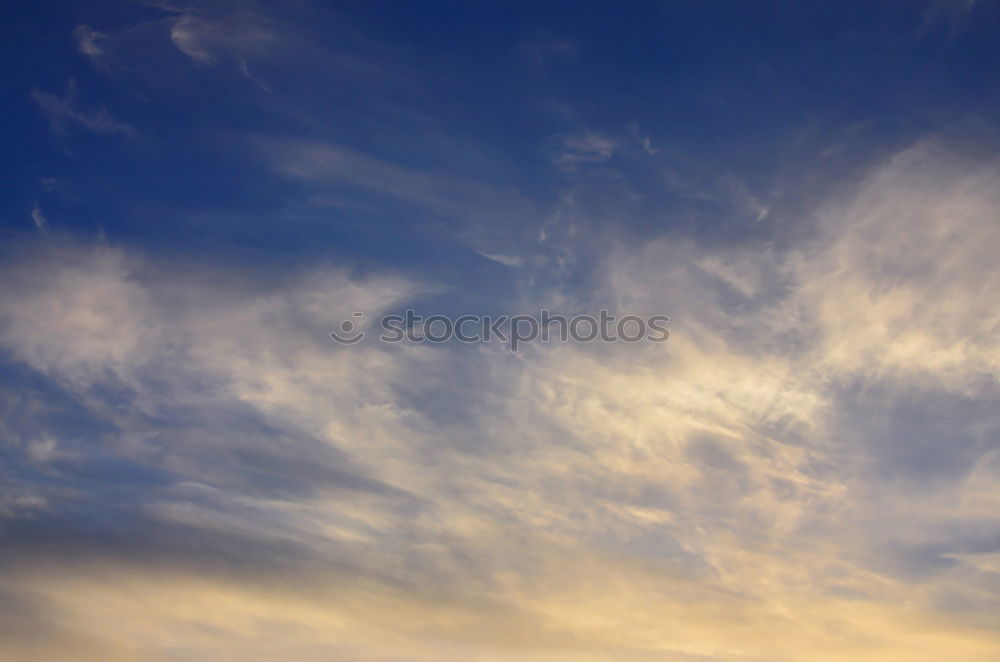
[330,312,365,344]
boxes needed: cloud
[0,139,997,659]
[169,12,275,66]
[72,2,417,100]
[479,252,525,267]
[29,205,47,231]
[553,133,619,170]
[919,0,983,37]
[31,81,135,137]
[74,25,108,69]
[260,138,514,216]
[518,35,579,71]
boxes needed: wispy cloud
[518,34,579,71]
[0,140,996,660]
[29,204,48,231]
[261,138,514,216]
[553,132,618,170]
[73,25,108,69]
[5,1,1000,657]
[169,12,275,66]
[31,81,134,137]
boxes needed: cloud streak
[0,138,997,660]
[31,82,135,137]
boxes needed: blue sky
[1,2,999,660]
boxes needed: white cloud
[0,139,997,659]
[30,204,48,231]
[479,252,524,267]
[261,138,511,215]
[169,12,276,66]
[31,82,135,137]
[553,133,619,170]
[74,24,108,69]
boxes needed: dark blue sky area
[2,1,998,273]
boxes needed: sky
[1,1,999,660]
